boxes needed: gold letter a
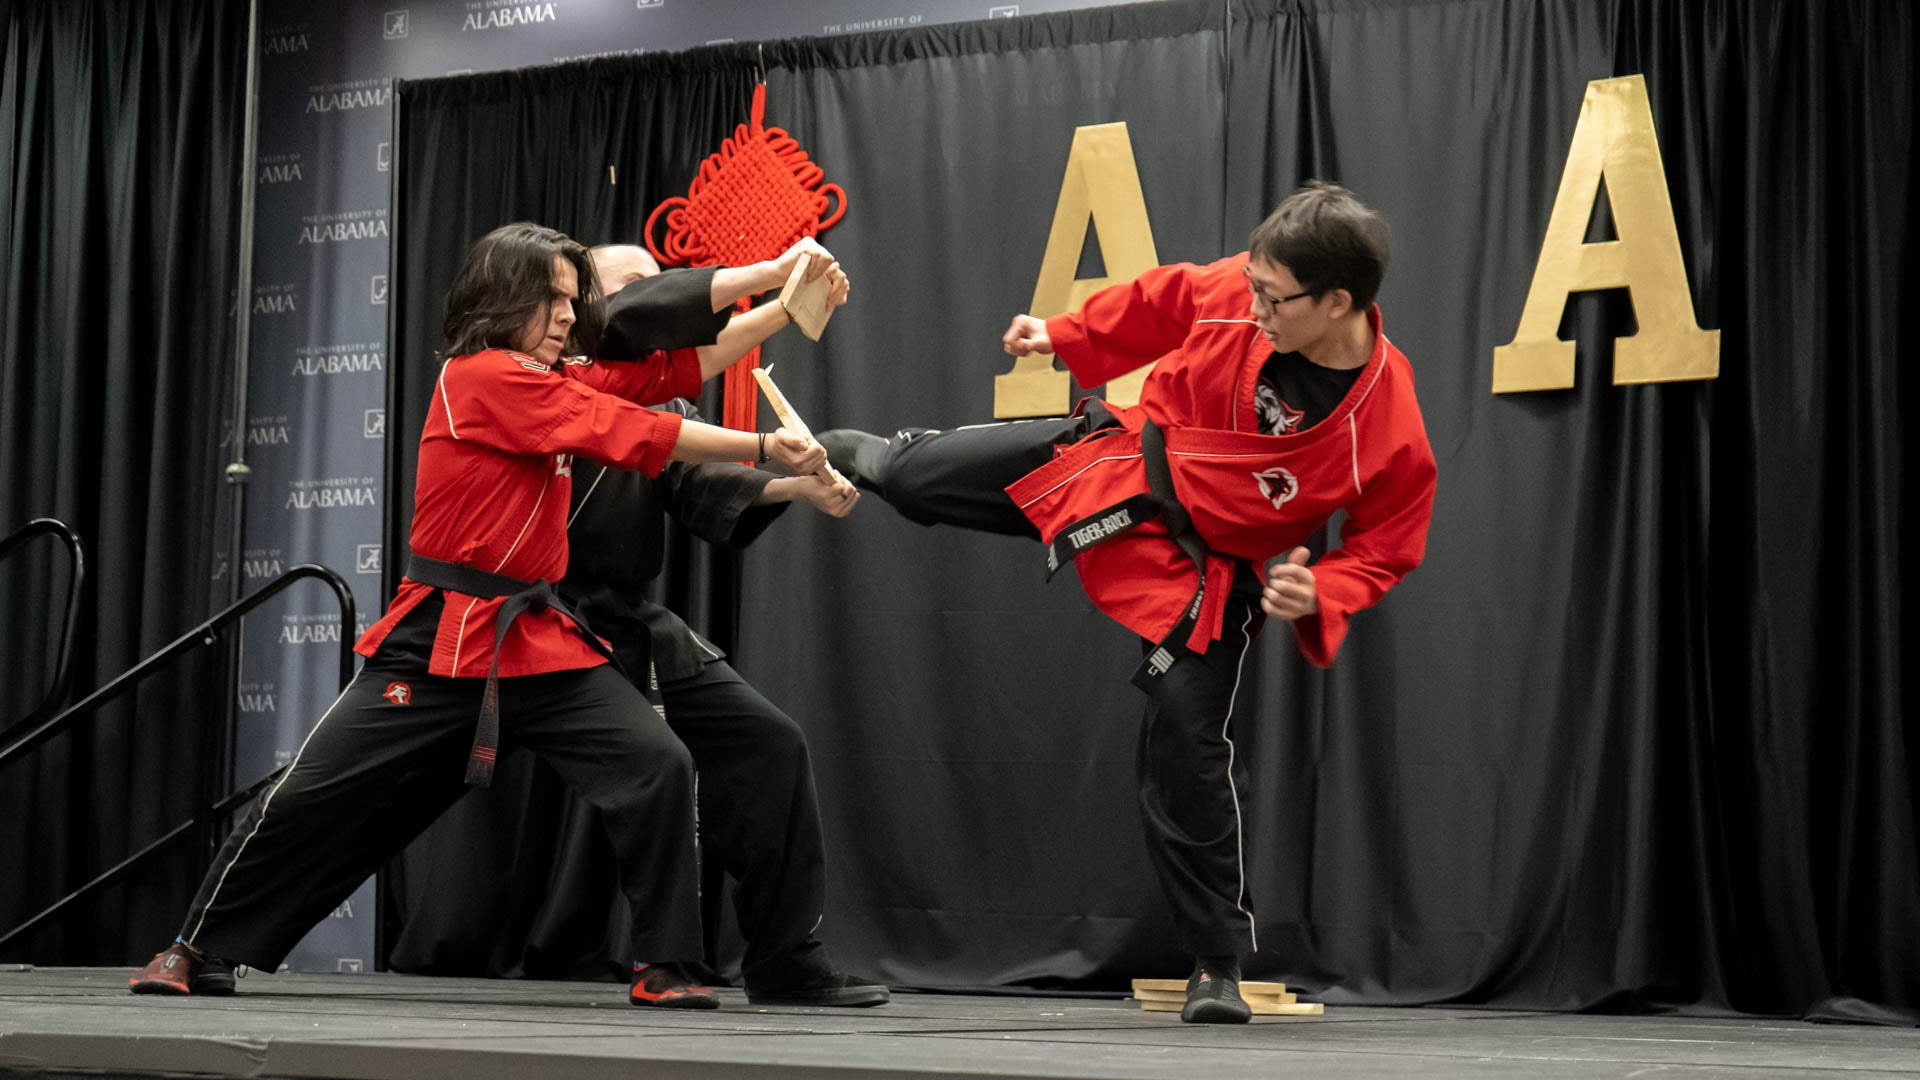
[1492,75,1719,393]
[994,123,1160,417]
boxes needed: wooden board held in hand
[751,367,847,487]
[778,252,834,341]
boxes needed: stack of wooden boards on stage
[1130,978,1324,1016]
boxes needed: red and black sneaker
[128,942,238,995]
[629,963,719,1010]
[128,942,203,995]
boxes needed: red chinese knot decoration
[646,83,846,432]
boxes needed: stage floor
[3,967,1917,1079]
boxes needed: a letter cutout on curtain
[995,122,1159,418]
[1493,75,1719,393]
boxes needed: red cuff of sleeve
[635,409,686,477]
[1045,315,1087,366]
[1291,606,1347,669]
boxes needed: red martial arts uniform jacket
[355,347,705,677]
[1006,254,1437,668]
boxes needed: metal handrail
[0,563,357,954]
[0,564,354,769]
[0,518,87,745]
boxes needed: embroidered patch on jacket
[1253,467,1299,510]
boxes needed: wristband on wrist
[757,432,769,464]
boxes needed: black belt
[406,552,617,786]
[1039,421,1214,691]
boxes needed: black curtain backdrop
[382,0,1916,1017]
[0,0,246,962]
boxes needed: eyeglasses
[1243,265,1312,309]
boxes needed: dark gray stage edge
[2,969,1918,1080]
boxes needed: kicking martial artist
[129,221,828,1009]
[820,182,1437,1023]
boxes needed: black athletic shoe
[1181,958,1251,1024]
[193,955,238,995]
[817,429,888,490]
[746,972,891,1007]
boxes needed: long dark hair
[441,222,606,358]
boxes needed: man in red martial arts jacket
[822,182,1437,1023]
[129,221,828,1009]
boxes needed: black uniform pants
[1138,584,1265,959]
[866,415,1267,961]
[653,658,833,991]
[865,413,1093,536]
[180,656,702,971]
